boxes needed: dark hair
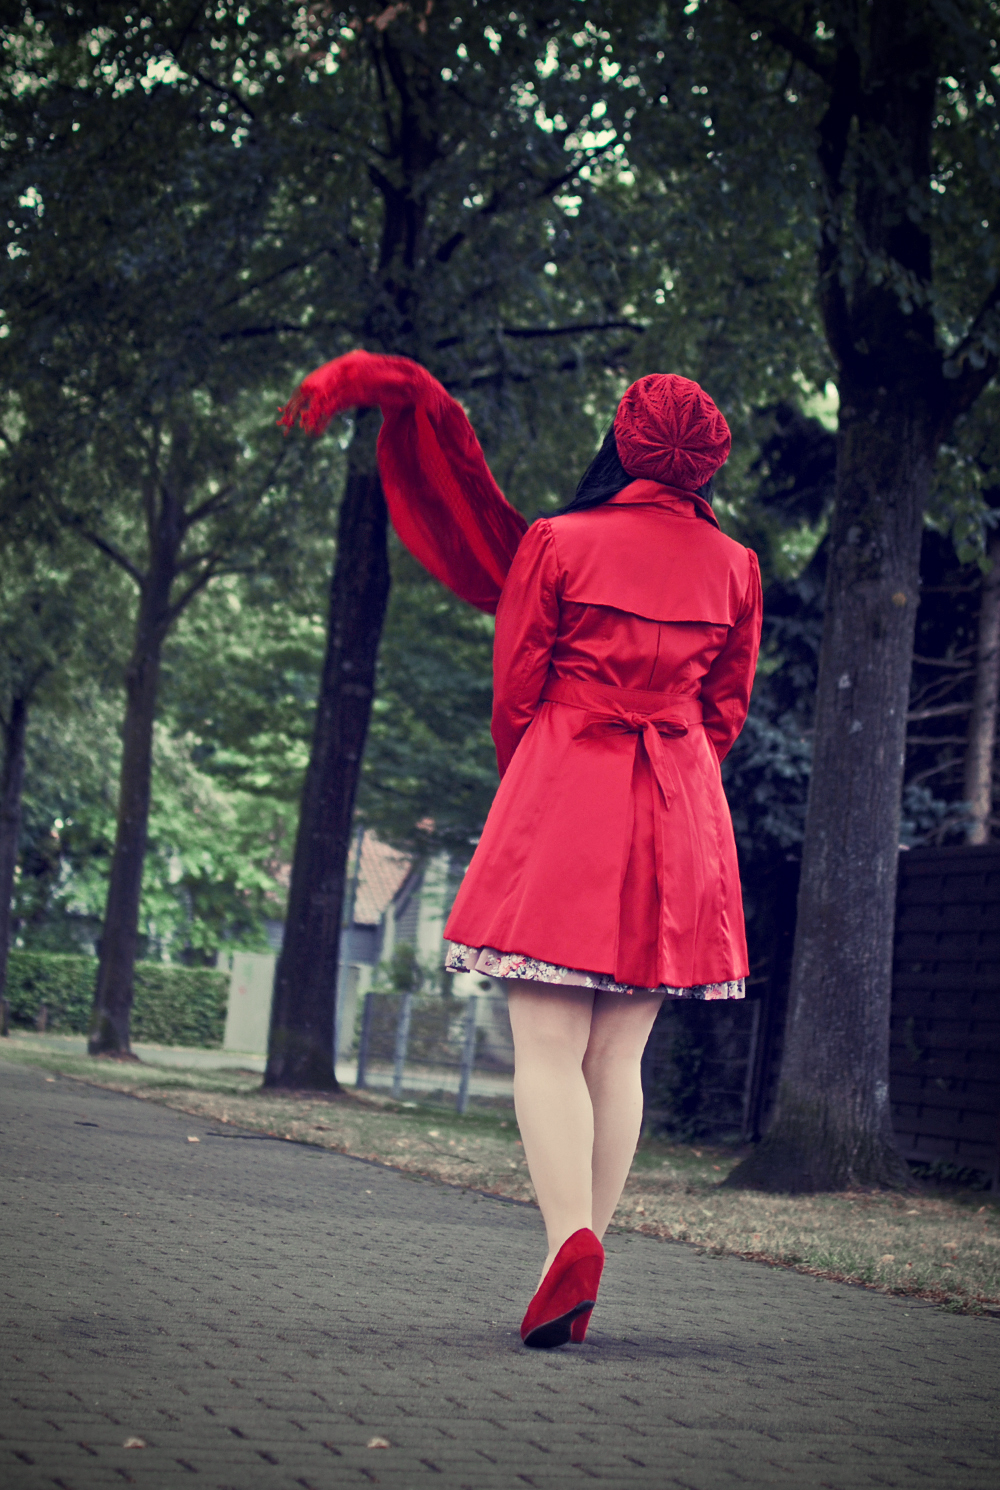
[557,428,715,515]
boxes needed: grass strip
[5,1032,999,1315]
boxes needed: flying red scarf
[279,350,527,615]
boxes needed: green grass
[5,1032,998,1314]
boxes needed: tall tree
[266,411,389,1086]
[644,0,1000,1189]
[76,403,305,1055]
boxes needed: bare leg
[583,990,665,1239]
[506,981,595,1282]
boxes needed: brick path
[2,1058,998,1490]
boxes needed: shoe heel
[570,1307,593,1343]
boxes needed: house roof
[351,832,412,926]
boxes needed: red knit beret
[613,373,731,489]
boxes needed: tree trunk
[727,397,933,1192]
[88,581,172,1056]
[265,410,390,1089]
[0,693,28,1010]
[963,530,1000,845]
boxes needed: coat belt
[540,675,703,811]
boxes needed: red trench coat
[444,480,763,989]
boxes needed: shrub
[3,950,228,1047]
[131,964,228,1048]
[4,952,94,1032]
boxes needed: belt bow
[575,710,688,808]
[541,677,703,811]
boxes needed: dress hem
[445,943,745,1001]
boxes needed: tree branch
[940,276,1000,429]
[904,734,970,745]
[216,252,326,313]
[906,702,973,722]
[166,564,221,625]
[431,136,617,267]
[435,231,466,265]
[726,2,834,84]
[188,68,257,123]
[219,321,355,342]
[455,343,635,394]
[180,484,237,533]
[726,6,860,374]
[912,652,976,669]
[501,321,644,340]
[906,759,962,786]
[174,546,221,575]
[80,529,145,589]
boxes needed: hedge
[3,950,228,1047]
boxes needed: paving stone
[2,1059,999,1489]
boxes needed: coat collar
[606,479,720,530]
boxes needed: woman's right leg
[506,981,596,1283]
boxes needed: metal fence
[353,992,514,1112]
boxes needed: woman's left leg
[506,981,596,1283]
[583,990,665,1240]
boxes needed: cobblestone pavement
[2,1059,998,1490]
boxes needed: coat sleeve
[700,548,763,763]
[491,519,561,777]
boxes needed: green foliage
[3,950,227,1046]
[928,384,1000,565]
[1,2,328,575]
[127,961,229,1048]
[16,702,281,961]
[2,951,94,1032]
[358,546,497,854]
[161,572,331,805]
[141,727,287,960]
[0,541,123,713]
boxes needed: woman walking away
[444,375,762,1347]
[280,354,760,1350]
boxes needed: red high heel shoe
[520,1229,604,1349]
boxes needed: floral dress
[446,942,744,1000]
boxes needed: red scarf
[279,350,527,615]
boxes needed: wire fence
[353,992,514,1112]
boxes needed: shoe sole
[522,1299,596,1349]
